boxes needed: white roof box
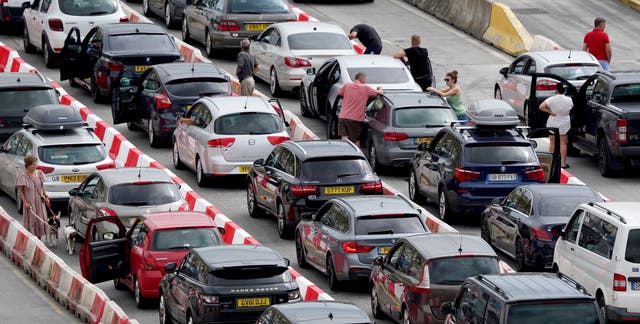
[23,104,84,131]
[466,99,519,127]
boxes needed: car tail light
[143,250,160,271]
[618,119,627,144]
[536,79,558,91]
[154,93,172,110]
[106,60,123,73]
[36,165,55,174]
[525,166,545,182]
[0,118,4,127]
[119,17,129,22]
[133,181,153,185]
[454,167,480,182]
[383,132,409,141]
[96,161,116,170]
[48,18,64,32]
[360,181,383,194]
[216,19,240,31]
[341,241,375,253]
[98,207,117,216]
[412,264,431,294]
[207,138,236,148]
[199,295,219,304]
[290,185,318,196]
[267,136,290,145]
[614,273,627,291]
[284,57,312,68]
[532,226,552,241]
[288,289,301,301]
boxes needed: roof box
[23,104,84,131]
[466,99,519,127]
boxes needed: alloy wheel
[438,190,447,220]
[159,295,167,324]
[165,4,172,27]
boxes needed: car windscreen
[38,144,106,165]
[428,256,499,285]
[544,64,600,81]
[151,228,221,251]
[464,144,537,164]
[59,0,118,16]
[165,78,230,97]
[213,112,283,135]
[109,182,181,206]
[611,83,640,103]
[347,67,410,84]
[287,32,352,50]
[355,215,426,235]
[228,0,289,14]
[537,196,598,217]
[301,158,371,180]
[626,229,640,263]
[506,300,600,324]
[393,107,457,128]
[207,265,292,285]
[108,34,175,52]
[0,88,58,115]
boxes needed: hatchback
[142,0,186,28]
[257,301,372,324]
[0,0,26,25]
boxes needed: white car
[172,96,290,187]
[250,21,357,97]
[553,202,640,322]
[22,0,128,68]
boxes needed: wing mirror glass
[499,67,508,76]
[165,262,177,274]
[373,255,384,266]
[68,188,79,196]
[301,212,314,221]
[306,67,316,75]
[440,302,454,315]
[253,158,264,167]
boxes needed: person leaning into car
[236,39,260,96]
[337,72,383,148]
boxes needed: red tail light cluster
[342,241,374,253]
[412,264,431,294]
[613,273,627,291]
[525,166,545,182]
[96,161,116,170]
[360,181,383,193]
[267,136,290,145]
[106,61,123,72]
[532,227,552,241]
[37,165,55,174]
[48,18,64,32]
[284,57,312,68]
[617,119,627,144]
[207,138,236,148]
[536,79,558,91]
[154,93,172,110]
[290,185,318,196]
[383,132,409,141]
[98,207,117,217]
[216,20,240,31]
[454,167,480,182]
[119,17,130,22]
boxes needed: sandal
[561,164,570,169]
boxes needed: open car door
[525,73,578,129]
[60,27,90,82]
[79,216,127,283]
[528,127,561,183]
[111,68,143,124]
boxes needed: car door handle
[570,247,575,251]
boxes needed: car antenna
[379,201,384,208]
[191,62,195,73]
[243,96,249,110]
[568,49,572,59]
[137,167,142,179]
[458,233,463,254]
[327,312,334,321]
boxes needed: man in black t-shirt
[393,34,433,91]
[349,24,382,54]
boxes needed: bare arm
[17,186,30,210]
[539,100,556,116]
[393,50,406,59]
[606,43,612,62]
[582,43,588,51]
[427,86,459,97]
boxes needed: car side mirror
[301,212,314,221]
[249,35,258,41]
[491,197,502,207]
[418,142,429,152]
[165,262,177,274]
[68,188,79,196]
[499,67,508,76]
[440,302,454,315]
[103,233,115,240]
[529,139,538,149]
[283,258,290,267]
[559,228,567,240]
[217,227,226,235]
[373,255,384,266]
[306,68,316,75]
[21,1,30,9]
[253,158,264,167]
[83,190,94,198]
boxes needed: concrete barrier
[482,2,533,56]
[619,0,640,11]
[529,34,563,52]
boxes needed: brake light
[290,185,318,196]
[207,138,235,147]
[98,207,117,216]
[454,167,480,182]
[48,18,63,32]
[154,93,172,110]
[341,241,375,253]
[216,19,240,31]
[36,165,55,174]
[96,161,116,170]
[383,132,409,141]
[106,61,123,72]
[267,136,290,145]
[536,79,558,91]
[143,251,160,271]
[614,273,627,292]
[284,57,312,68]
[133,181,153,185]
[532,227,552,241]
[525,166,545,182]
[412,264,431,294]
[360,181,383,193]
[618,119,627,144]
[119,17,129,22]
[0,118,4,127]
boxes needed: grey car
[142,0,187,29]
[365,92,457,171]
[181,0,296,58]
[295,196,429,291]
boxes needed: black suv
[440,273,603,324]
[247,140,383,238]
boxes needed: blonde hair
[24,155,38,168]
[446,70,459,83]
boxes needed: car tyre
[276,203,293,239]
[598,139,617,178]
[270,68,283,97]
[408,169,426,204]
[480,215,492,246]
[148,118,161,148]
[515,238,528,271]
[91,75,106,103]
[246,182,264,218]
[368,142,383,173]
[165,3,176,29]
[113,278,126,291]
[494,86,502,100]
[181,18,191,42]
[401,306,410,324]
[205,29,216,58]
[43,37,58,68]
[159,293,174,324]
[438,188,451,222]
[326,108,339,139]
[295,234,309,268]
[172,140,185,170]
[196,157,209,187]
[23,27,36,53]
[327,255,341,291]
[300,85,312,117]
[134,277,148,309]
[597,294,607,324]
[142,0,151,17]
[371,285,385,319]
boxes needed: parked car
[554,202,640,322]
[78,212,224,308]
[364,91,456,171]
[249,21,357,97]
[59,23,181,103]
[440,273,603,324]
[111,62,231,147]
[295,196,429,290]
[257,301,371,324]
[481,184,603,271]
[0,104,114,212]
[181,0,296,58]
[369,233,501,324]
[299,55,421,138]
[0,71,59,143]
[247,140,383,238]
[142,0,186,28]
[22,0,128,67]
[159,245,301,324]
[68,167,187,238]
[0,0,26,26]
[172,96,290,186]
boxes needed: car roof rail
[476,275,509,300]
[587,202,626,224]
[33,70,49,84]
[555,272,589,295]
[288,141,307,156]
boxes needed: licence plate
[324,186,355,194]
[246,23,270,31]
[236,297,270,308]
[134,65,150,72]
[632,282,640,291]
[415,137,431,144]
[488,173,517,181]
[379,246,391,254]
[238,166,251,173]
[60,174,88,183]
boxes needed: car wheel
[295,234,309,268]
[326,255,341,291]
[127,121,140,131]
[326,109,339,139]
[23,26,36,53]
[142,0,151,16]
[113,278,126,291]
[515,238,527,271]
[270,68,283,97]
[438,188,451,221]
[276,203,293,239]
[368,143,382,172]
[43,37,58,68]
[598,139,616,178]
[16,190,23,214]
[408,169,426,204]
[187,313,194,324]
[205,29,215,58]
[182,18,191,42]
[172,140,185,170]
[300,85,312,117]
[494,86,502,99]
[134,277,147,308]
[597,294,607,323]
[246,182,264,218]
[196,157,209,187]
[402,306,410,324]
[480,215,492,246]
[159,293,174,324]
[165,3,176,29]
[371,285,385,319]
[148,118,161,148]
[523,100,530,126]
[91,75,106,103]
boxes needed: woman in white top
[539,83,573,168]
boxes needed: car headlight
[201,295,219,304]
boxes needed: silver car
[295,196,429,290]
[250,21,358,97]
[68,167,187,238]
[172,96,290,186]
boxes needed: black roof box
[466,99,519,127]
[23,104,84,130]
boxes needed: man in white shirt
[539,83,573,168]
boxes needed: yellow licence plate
[415,137,431,144]
[134,65,150,72]
[60,174,88,183]
[379,246,391,254]
[237,297,270,308]
[238,166,251,173]
[324,186,355,194]
[246,23,270,31]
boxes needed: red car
[79,212,225,308]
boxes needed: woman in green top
[427,70,467,124]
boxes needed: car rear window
[506,301,599,324]
[537,196,599,217]
[355,215,426,235]
[109,34,175,52]
[464,144,537,165]
[207,265,292,285]
[347,67,410,84]
[301,158,371,180]
[151,228,221,251]
[38,144,106,165]
[165,78,230,97]
[611,83,640,103]
[228,0,289,14]
[213,112,283,135]
[428,256,499,285]
[393,107,457,128]
[544,64,600,81]
[109,182,181,206]
[626,229,640,263]
[59,0,118,16]
[0,88,58,115]
[287,33,352,50]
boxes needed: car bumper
[447,191,494,215]
[374,144,414,167]
[138,270,163,299]
[619,146,640,165]
[276,68,305,91]
[605,305,640,322]
[334,253,373,281]
[0,5,24,24]
[211,31,262,49]
[205,156,253,176]
[528,239,556,269]
[195,305,273,323]
[46,31,70,53]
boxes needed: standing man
[393,34,433,91]
[583,17,612,71]
[337,72,383,148]
[349,24,382,55]
[236,39,259,96]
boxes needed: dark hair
[446,70,459,83]
[24,155,38,168]
[354,72,366,81]
[556,83,566,94]
[594,17,606,28]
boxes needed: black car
[142,0,186,29]
[0,72,59,143]
[111,62,231,147]
[440,273,603,324]
[481,184,603,271]
[257,301,372,324]
[59,23,182,103]
[159,245,300,324]
[0,0,25,26]
[247,140,383,238]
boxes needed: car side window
[215,0,225,11]
[401,244,424,281]
[434,133,455,158]
[189,104,208,128]
[200,107,213,127]
[511,57,528,74]
[457,284,489,323]
[94,178,107,201]
[565,210,584,243]
[320,204,339,230]
[387,243,405,268]
[265,147,282,168]
[592,78,609,104]
[373,101,390,124]
[515,189,532,216]
[503,189,521,210]
[525,60,536,75]
[2,135,19,154]
[330,64,341,84]
[270,30,281,47]
[333,206,350,233]
[260,28,275,44]
[142,72,160,91]
[88,30,103,52]
[314,202,333,221]
[14,134,32,157]
[180,253,198,280]
[31,0,41,11]
[40,0,51,12]
[82,176,100,197]
[129,220,144,246]
[484,295,503,324]
[275,149,295,174]
[316,61,335,80]
[578,212,618,259]
[449,139,462,165]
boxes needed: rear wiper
[368,230,393,235]
[501,160,524,165]
[425,124,446,127]
[336,173,359,178]
[233,11,262,14]
[118,201,148,206]
[574,75,592,80]
[249,131,270,135]
[166,245,189,250]
[89,11,109,15]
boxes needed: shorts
[548,120,570,135]
[240,77,255,96]
[338,118,363,142]
[364,46,382,55]
[415,77,433,91]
